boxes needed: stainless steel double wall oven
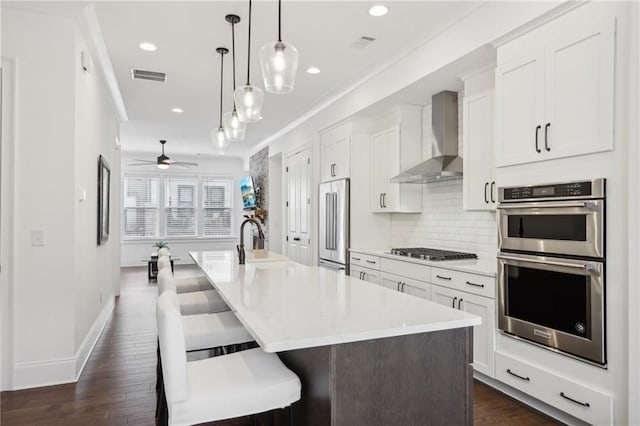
[497,179,606,366]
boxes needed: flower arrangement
[153,241,169,249]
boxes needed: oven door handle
[498,254,600,274]
[497,202,598,210]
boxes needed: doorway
[285,147,311,265]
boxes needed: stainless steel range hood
[391,91,462,183]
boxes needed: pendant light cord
[278,0,282,42]
[231,21,237,101]
[246,0,252,85]
[219,52,224,126]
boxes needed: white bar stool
[157,255,213,294]
[157,268,228,315]
[156,291,301,426]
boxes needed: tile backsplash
[390,178,497,260]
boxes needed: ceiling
[10,1,487,158]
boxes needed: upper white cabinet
[495,13,615,167]
[320,119,363,182]
[370,105,423,213]
[462,67,495,210]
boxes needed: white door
[286,148,311,265]
[495,51,545,167]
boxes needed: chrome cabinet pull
[382,193,387,208]
[352,256,361,261]
[366,260,376,264]
[560,392,590,407]
[506,369,530,382]
[535,125,542,153]
[379,193,383,208]
[436,274,452,281]
[484,182,489,204]
[544,123,551,152]
[465,280,485,288]
[490,182,496,203]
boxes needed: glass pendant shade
[223,109,247,141]
[260,41,298,94]
[212,127,230,154]
[235,85,264,122]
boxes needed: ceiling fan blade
[131,159,156,163]
[170,161,199,167]
[128,162,158,167]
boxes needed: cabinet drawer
[430,267,495,298]
[495,352,613,425]
[350,265,380,285]
[380,258,430,282]
[349,252,380,270]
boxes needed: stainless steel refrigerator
[318,178,350,273]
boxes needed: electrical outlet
[31,229,45,246]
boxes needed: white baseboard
[12,297,115,390]
[75,296,115,380]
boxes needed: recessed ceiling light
[171,107,184,113]
[139,42,157,52]
[307,67,321,75]
[369,5,388,17]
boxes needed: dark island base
[279,327,473,426]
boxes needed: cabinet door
[333,136,350,180]
[463,90,495,210]
[320,140,335,183]
[321,131,351,182]
[403,282,428,300]
[381,272,429,299]
[350,265,380,285]
[380,273,403,292]
[495,50,545,167]
[544,17,615,160]
[431,285,495,378]
[371,127,401,212]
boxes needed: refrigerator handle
[325,192,331,250]
[332,192,338,250]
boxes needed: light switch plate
[31,229,45,246]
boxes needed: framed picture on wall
[98,155,110,245]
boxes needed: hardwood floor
[1,266,563,425]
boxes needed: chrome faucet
[237,218,265,264]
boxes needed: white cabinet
[431,284,495,377]
[463,88,495,210]
[495,14,615,167]
[320,120,360,182]
[350,265,380,285]
[380,271,430,299]
[370,106,422,213]
[495,352,613,425]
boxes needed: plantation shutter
[202,179,233,237]
[123,176,160,237]
[165,178,197,237]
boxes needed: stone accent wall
[249,147,269,245]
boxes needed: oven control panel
[499,179,605,202]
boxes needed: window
[165,178,197,237]
[123,174,235,239]
[123,176,159,237]
[203,179,233,237]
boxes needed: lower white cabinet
[431,284,495,377]
[380,272,430,299]
[350,265,380,285]
[495,352,613,425]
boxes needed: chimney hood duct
[391,90,462,183]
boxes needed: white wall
[1,6,120,389]
[119,152,245,266]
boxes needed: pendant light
[235,0,264,122]
[260,0,299,94]
[223,14,247,142]
[213,47,230,154]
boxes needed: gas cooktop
[389,247,478,261]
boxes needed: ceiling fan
[128,140,198,169]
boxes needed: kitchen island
[190,250,481,425]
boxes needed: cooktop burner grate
[389,247,478,261]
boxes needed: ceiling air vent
[131,69,167,83]
[351,36,376,49]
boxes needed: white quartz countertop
[349,248,497,277]
[190,250,481,353]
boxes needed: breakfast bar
[190,250,481,425]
